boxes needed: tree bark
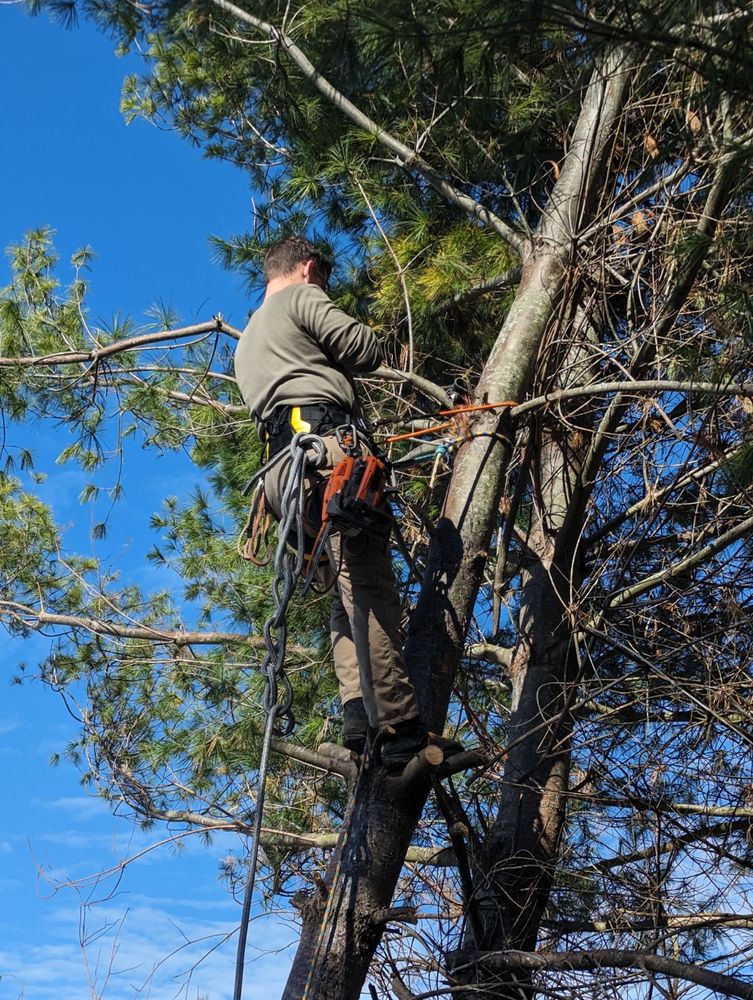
[452,300,599,997]
[471,949,753,1000]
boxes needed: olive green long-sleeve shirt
[234,283,382,423]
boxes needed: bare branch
[588,448,740,545]
[510,378,753,418]
[577,142,739,492]
[1,602,316,658]
[367,368,453,408]
[546,914,753,934]
[432,267,523,313]
[0,318,241,368]
[608,512,753,608]
[577,819,751,875]
[160,388,247,416]
[470,948,753,1000]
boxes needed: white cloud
[0,897,296,1000]
[0,717,22,736]
[44,796,110,820]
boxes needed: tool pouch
[301,453,393,594]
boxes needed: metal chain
[233,431,326,1000]
[260,431,327,735]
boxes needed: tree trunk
[451,299,598,997]
[281,44,635,1000]
[451,108,742,1000]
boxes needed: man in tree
[235,234,447,770]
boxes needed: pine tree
[6,2,753,998]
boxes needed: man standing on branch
[235,235,454,771]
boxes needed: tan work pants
[263,434,419,729]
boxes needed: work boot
[342,697,370,755]
[381,717,465,774]
[380,718,426,771]
[380,718,465,773]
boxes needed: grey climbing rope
[233,431,326,1000]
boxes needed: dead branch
[470,948,753,1000]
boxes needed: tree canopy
[6,1,753,998]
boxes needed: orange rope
[436,399,518,418]
[384,399,517,444]
[386,421,455,444]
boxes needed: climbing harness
[264,402,358,460]
[233,430,326,1000]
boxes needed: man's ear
[301,259,317,283]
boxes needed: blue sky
[0,5,294,998]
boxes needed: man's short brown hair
[263,235,333,284]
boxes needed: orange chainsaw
[301,452,393,593]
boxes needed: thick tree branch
[466,643,514,668]
[510,379,753,418]
[112,805,451,862]
[261,830,455,865]
[0,601,316,657]
[0,318,241,368]
[271,738,357,781]
[433,268,523,313]
[470,949,753,999]
[368,367,453,408]
[1,329,449,415]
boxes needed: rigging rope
[233,431,326,1000]
[383,398,518,444]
